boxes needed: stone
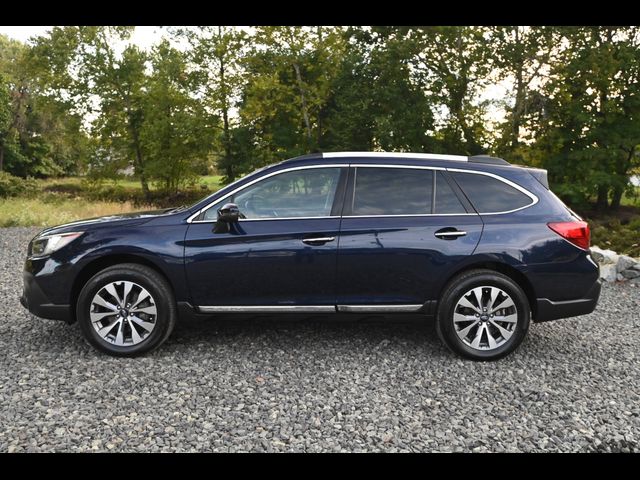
[616,255,638,273]
[590,246,619,265]
[620,269,640,280]
[599,264,618,282]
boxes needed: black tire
[435,269,530,361]
[76,263,176,357]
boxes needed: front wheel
[436,269,530,361]
[76,263,177,356]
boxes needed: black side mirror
[218,203,241,223]
[213,203,243,234]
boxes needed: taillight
[547,221,590,250]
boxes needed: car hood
[36,208,179,237]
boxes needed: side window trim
[446,167,539,214]
[189,165,347,223]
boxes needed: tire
[435,269,530,361]
[76,263,177,357]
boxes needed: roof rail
[468,155,510,166]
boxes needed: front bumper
[534,278,602,323]
[21,270,72,322]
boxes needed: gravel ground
[1,226,639,452]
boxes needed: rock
[590,246,619,265]
[616,255,637,273]
[616,273,624,282]
[599,264,618,282]
[631,263,640,271]
[620,269,640,280]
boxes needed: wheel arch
[69,253,176,324]
[439,260,538,319]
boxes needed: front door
[184,166,347,310]
[335,165,484,311]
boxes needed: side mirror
[213,203,243,234]
[218,203,241,223]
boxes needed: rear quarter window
[451,171,534,213]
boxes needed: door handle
[302,237,335,245]
[434,229,467,240]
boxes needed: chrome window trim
[187,164,346,223]
[187,162,538,223]
[446,168,539,215]
[322,152,468,162]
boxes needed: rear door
[335,165,484,311]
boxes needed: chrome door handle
[434,230,467,239]
[302,237,335,245]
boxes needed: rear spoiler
[524,167,549,189]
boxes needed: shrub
[0,172,38,198]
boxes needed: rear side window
[352,167,432,215]
[451,172,533,213]
[435,173,467,214]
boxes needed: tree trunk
[292,62,313,148]
[596,185,609,211]
[0,145,4,172]
[610,186,623,210]
[131,128,150,201]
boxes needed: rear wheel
[436,269,530,361]
[76,263,176,356]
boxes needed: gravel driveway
[1,226,638,452]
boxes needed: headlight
[30,232,84,258]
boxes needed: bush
[0,172,38,198]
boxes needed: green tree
[175,26,247,183]
[531,27,640,210]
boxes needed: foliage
[0,171,37,197]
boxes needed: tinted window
[435,172,466,214]
[451,172,532,213]
[203,167,342,220]
[352,167,432,215]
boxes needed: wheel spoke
[130,288,152,310]
[489,320,513,341]
[104,283,123,307]
[457,319,480,338]
[92,294,118,312]
[488,287,500,311]
[122,281,134,306]
[130,315,155,332]
[114,319,125,345]
[491,297,514,313]
[457,296,481,314]
[90,311,117,323]
[131,305,157,316]
[129,321,143,344]
[97,317,120,336]
[453,312,476,323]
[494,313,517,324]
[471,287,485,310]
[485,326,498,349]
[470,324,485,349]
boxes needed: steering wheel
[242,194,278,218]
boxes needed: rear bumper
[534,279,602,323]
[21,270,72,322]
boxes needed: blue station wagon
[20,152,601,360]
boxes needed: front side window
[202,167,342,220]
[351,167,433,215]
[451,171,534,213]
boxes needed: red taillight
[547,221,590,250]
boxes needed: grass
[0,196,140,228]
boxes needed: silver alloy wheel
[453,285,518,351]
[90,281,157,347]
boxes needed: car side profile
[20,152,601,360]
